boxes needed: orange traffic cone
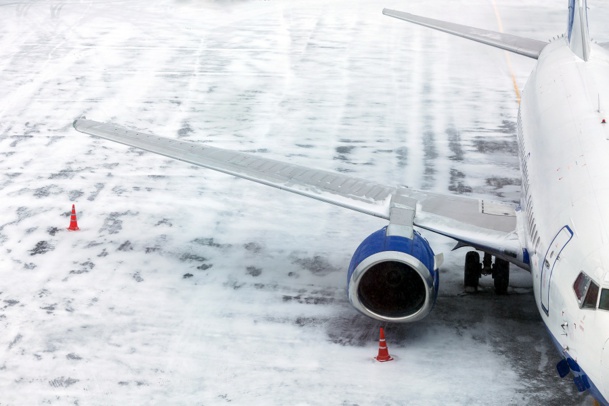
[374,327,393,362]
[67,204,80,231]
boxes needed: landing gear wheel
[464,251,481,292]
[493,258,510,295]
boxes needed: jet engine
[347,227,439,323]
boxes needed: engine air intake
[347,227,438,323]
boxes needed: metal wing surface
[74,119,521,260]
[383,9,548,60]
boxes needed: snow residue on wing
[0,0,594,404]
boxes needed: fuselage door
[540,226,574,315]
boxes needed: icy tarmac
[1,0,608,404]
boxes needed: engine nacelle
[347,227,439,323]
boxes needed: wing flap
[417,192,515,233]
[383,9,547,59]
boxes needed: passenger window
[599,289,609,311]
[583,281,599,309]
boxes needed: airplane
[73,0,609,403]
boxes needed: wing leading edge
[383,9,548,59]
[73,119,526,268]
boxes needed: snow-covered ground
[0,0,607,404]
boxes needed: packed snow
[1,0,607,404]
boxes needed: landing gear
[463,251,510,294]
[464,251,481,292]
[493,257,510,295]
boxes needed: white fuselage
[519,38,609,402]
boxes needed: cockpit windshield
[573,272,600,309]
[599,288,609,311]
[583,281,599,309]
[573,272,590,302]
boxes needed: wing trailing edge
[73,119,396,219]
[382,9,548,60]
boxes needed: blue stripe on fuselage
[545,325,609,405]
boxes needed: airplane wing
[73,119,524,267]
[382,9,548,59]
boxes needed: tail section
[568,0,591,60]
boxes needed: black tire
[464,251,481,292]
[493,258,510,295]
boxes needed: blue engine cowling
[347,227,439,323]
